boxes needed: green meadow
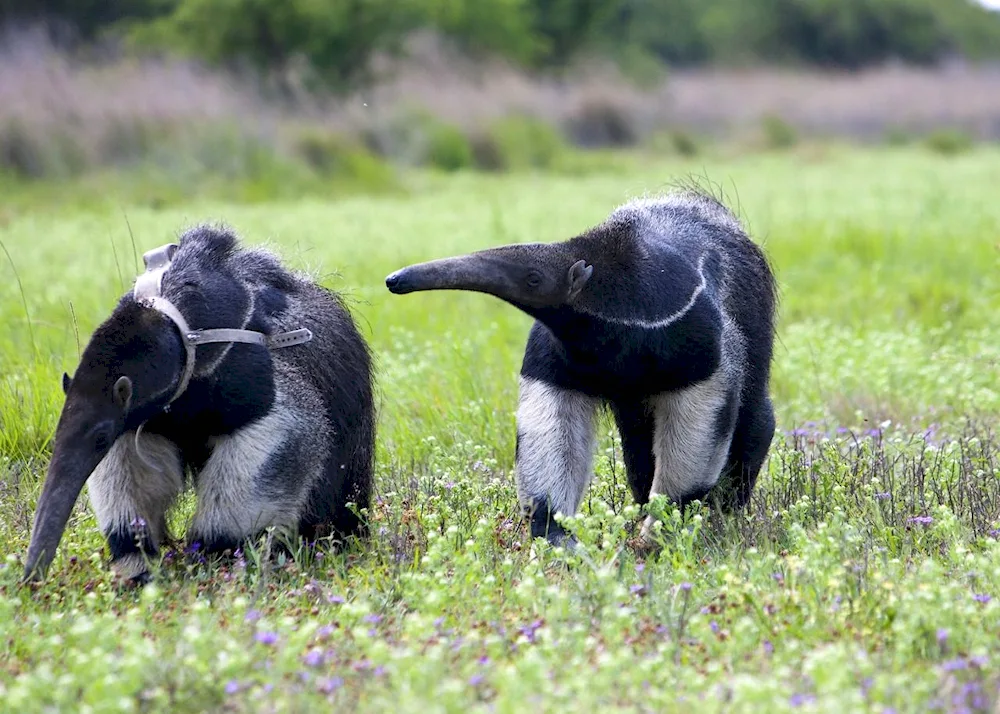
[1,145,1000,712]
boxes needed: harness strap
[133,242,313,406]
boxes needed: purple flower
[434,617,445,629]
[373,665,387,677]
[942,658,968,671]
[130,516,147,530]
[363,614,382,624]
[262,683,273,694]
[303,650,324,667]
[224,680,240,695]
[635,563,645,573]
[327,594,345,604]
[763,640,774,655]
[245,610,262,623]
[710,621,719,634]
[875,492,891,500]
[519,620,543,643]
[969,655,988,667]
[316,625,334,639]
[973,593,991,604]
[630,584,645,595]
[186,541,202,553]
[469,674,485,686]
[444,482,456,490]
[477,655,490,665]
[680,582,692,592]
[790,693,816,707]
[317,677,344,694]
[937,628,948,645]
[906,516,933,526]
[255,631,279,646]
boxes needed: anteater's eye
[525,271,542,288]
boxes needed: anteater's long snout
[384,255,490,296]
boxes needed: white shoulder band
[133,242,313,405]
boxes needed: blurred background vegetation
[1,0,999,204]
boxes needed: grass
[1,145,1000,712]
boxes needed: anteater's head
[21,301,186,582]
[385,242,593,312]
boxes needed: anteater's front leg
[515,376,600,546]
[187,404,319,556]
[87,431,184,583]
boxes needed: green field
[2,146,1000,712]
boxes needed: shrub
[425,122,474,172]
[472,115,565,171]
[293,129,397,188]
[564,98,639,149]
[924,129,973,156]
[761,114,798,150]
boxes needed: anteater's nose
[385,272,401,290]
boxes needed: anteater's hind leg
[87,431,184,583]
[515,376,601,546]
[714,395,775,512]
[187,378,327,556]
[640,367,740,546]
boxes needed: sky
[976,0,1000,9]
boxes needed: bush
[425,122,474,172]
[472,115,565,171]
[293,129,397,188]
[761,114,798,150]
[0,121,88,179]
[564,98,639,148]
[924,129,973,156]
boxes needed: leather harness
[133,242,313,406]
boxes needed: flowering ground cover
[1,146,999,712]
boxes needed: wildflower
[790,693,815,707]
[363,613,382,624]
[327,594,345,604]
[941,658,967,671]
[477,655,489,666]
[469,674,485,687]
[679,582,692,592]
[635,563,645,573]
[906,516,933,526]
[316,625,335,639]
[255,631,279,646]
[373,665,387,677]
[630,584,646,596]
[937,629,948,646]
[973,593,991,604]
[317,677,344,694]
[874,492,891,500]
[303,650,324,667]
[224,680,240,695]
[244,610,262,623]
[710,621,719,634]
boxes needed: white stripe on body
[515,376,600,520]
[574,253,709,330]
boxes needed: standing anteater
[385,190,777,548]
[23,225,376,583]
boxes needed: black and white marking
[23,225,376,583]
[386,188,778,548]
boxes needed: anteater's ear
[62,372,72,395]
[113,376,133,411]
[567,260,593,301]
